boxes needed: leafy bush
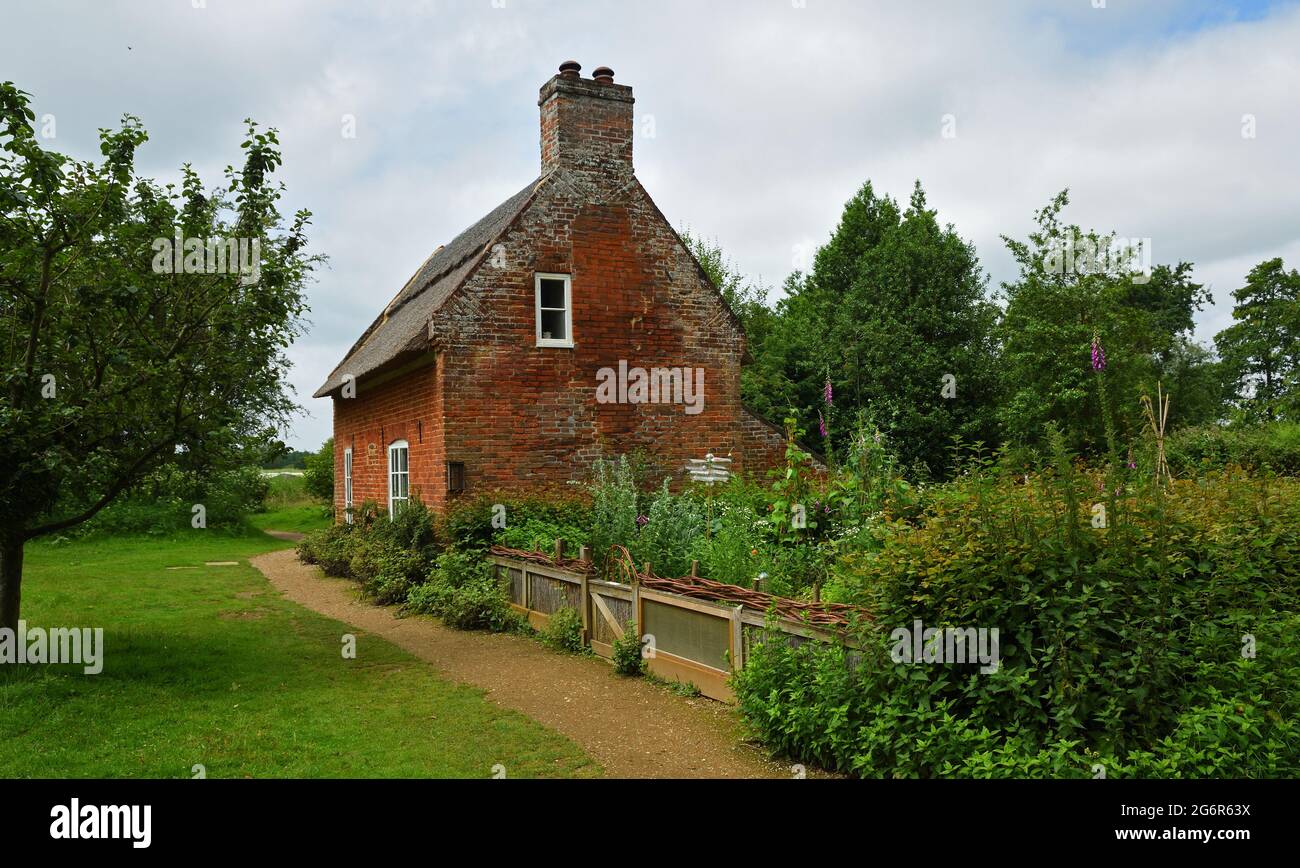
[734,459,1300,778]
[588,456,639,572]
[1165,422,1300,477]
[540,607,586,654]
[636,480,705,577]
[495,517,588,554]
[690,500,768,587]
[403,550,519,632]
[302,437,334,503]
[612,621,646,676]
[78,464,270,535]
[296,497,436,607]
[296,522,353,576]
[442,491,591,554]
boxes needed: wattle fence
[487,542,869,703]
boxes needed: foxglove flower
[818,410,827,438]
[1091,335,1107,371]
[824,377,833,406]
[636,514,649,528]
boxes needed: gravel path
[249,546,797,779]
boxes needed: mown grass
[249,473,333,534]
[246,505,332,535]
[0,529,600,778]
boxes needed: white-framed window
[387,440,409,517]
[535,273,573,348]
[343,448,354,524]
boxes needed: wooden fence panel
[488,550,864,704]
[527,570,581,616]
[588,584,633,658]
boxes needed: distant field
[0,530,598,778]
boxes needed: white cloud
[6,0,1298,448]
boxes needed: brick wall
[332,360,445,516]
[539,71,634,184]
[426,171,769,498]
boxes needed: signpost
[686,453,732,485]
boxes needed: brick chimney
[539,61,635,183]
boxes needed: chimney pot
[539,63,634,178]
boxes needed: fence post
[579,559,590,645]
[631,568,642,648]
[730,604,745,671]
[554,538,565,562]
[690,560,699,578]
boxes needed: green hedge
[1165,422,1300,477]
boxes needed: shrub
[297,497,436,607]
[588,456,639,572]
[689,500,768,587]
[636,480,705,577]
[302,437,334,503]
[77,464,270,535]
[495,517,588,554]
[734,460,1300,778]
[612,621,646,676]
[442,491,592,554]
[361,548,424,605]
[1165,422,1300,477]
[540,606,586,654]
[403,550,519,633]
[296,520,356,577]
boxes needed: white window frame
[343,448,354,524]
[387,440,409,518]
[535,273,573,348]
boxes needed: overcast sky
[6,0,1298,449]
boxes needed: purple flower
[824,378,833,406]
[818,410,827,438]
[636,514,649,528]
[1091,335,1107,372]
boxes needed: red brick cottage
[314,62,789,519]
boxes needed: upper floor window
[388,440,409,517]
[343,448,354,524]
[535,273,572,348]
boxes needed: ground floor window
[343,448,354,523]
[388,440,409,517]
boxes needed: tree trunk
[0,532,22,634]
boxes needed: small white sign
[686,453,732,485]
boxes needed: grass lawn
[248,474,334,534]
[0,529,600,779]
[246,504,333,535]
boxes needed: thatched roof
[313,178,542,397]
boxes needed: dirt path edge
[249,546,791,779]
